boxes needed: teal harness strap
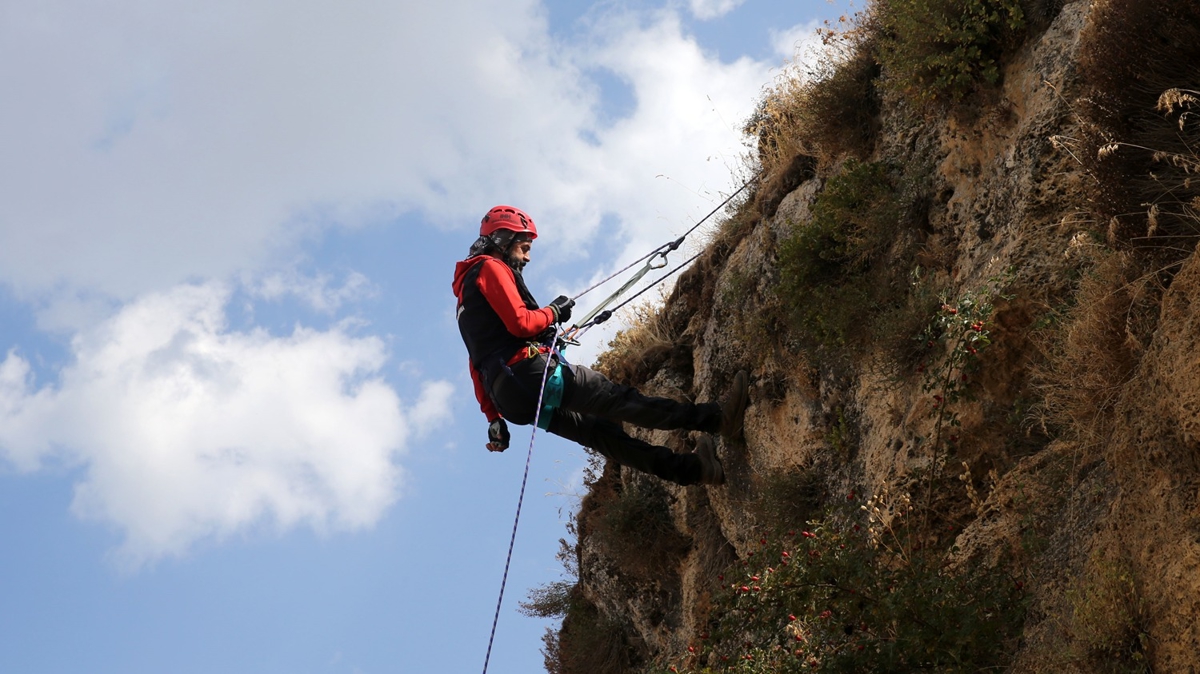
[536,361,564,431]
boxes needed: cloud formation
[688,0,748,21]
[0,0,835,564]
[0,283,452,568]
[0,0,791,305]
[248,270,376,314]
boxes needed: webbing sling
[536,361,565,431]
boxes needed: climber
[452,205,749,486]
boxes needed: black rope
[570,173,758,304]
[576,250,702,330]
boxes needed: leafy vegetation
[645,507,1027,673]
[875,0,1025,105]
[775,159,931,361]
[1064,553,1151,673]
[914,277,1011,504]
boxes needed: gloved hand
[486,418,510,452]
[547,295,574,324]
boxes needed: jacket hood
[452,255,490,300]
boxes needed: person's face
[509,239,532,266]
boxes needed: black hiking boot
[695,435,725,485]
[720,370,749,440]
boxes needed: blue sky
[0,1,852,672]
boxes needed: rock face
[550,2,1200,672]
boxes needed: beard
[505,249,527,272]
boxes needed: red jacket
[452,255,556,421]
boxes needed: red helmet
[480,205,537,240]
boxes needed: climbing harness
[480,173,758,674]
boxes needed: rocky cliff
[530,1,1200,671]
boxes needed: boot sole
[722,370,749,440]
[696,436,725,485]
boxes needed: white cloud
[0,0,776,305]
[248,271,376,314]
[0,0,816,558]
[0,283,452,568]
[688,0,747,20]
[0,0,564,299]
[771,19,827,63]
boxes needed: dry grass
[1032,246,1162,456]
[592,298,676,386]
[744,10,881,215]
[1076,0,1200,257]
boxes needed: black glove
[487,418,510,452]
[547,295,574,324]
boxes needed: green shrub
[875,0,1025,105]
[777,159,911,357]
[590,475,691,579]
[526,487,642,674]
[644,511,1026,674]
[544,597,635,674]
[1063,553,1150,673]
